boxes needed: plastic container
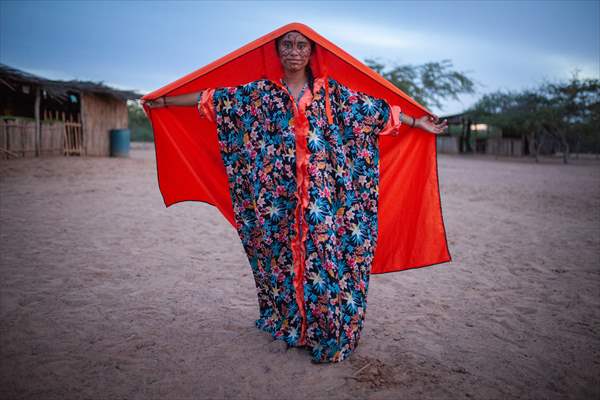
[110,129,130,157]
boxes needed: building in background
[440,112,523,157]
[0,63,140,159]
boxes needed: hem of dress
[255,318,303,348]
[255,318,358,363]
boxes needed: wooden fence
[436,136,460,154]
[0,112,83,159]
[486,137,523,157]
[45,110,84,156]
[1,119,38,159]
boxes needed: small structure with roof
[0,63,141,159]
[440,112,522,157]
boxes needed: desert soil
[1,145,599,399]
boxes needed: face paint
[277,31,311,73]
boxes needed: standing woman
[144,29,447,363]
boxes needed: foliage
[127,101,153,142]
[467,71,600,162]
[543,74,600,157]
[364,58,476,110]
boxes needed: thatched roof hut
[0,63,141,158]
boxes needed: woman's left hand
[416,115,448,135]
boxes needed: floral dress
[197,76,402,363]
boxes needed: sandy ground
[1,145,599,400]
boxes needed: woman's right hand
[415,115,447,135]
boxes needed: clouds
[1,1,598,115]
[537,52,599,81]
[309,16,598,114]
[309,18,420,51]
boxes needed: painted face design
[277,31,311,72]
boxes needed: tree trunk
[528,132,536,160]
[557,130,569,164]
[534,131,545,163]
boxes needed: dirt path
[1,147,599,399]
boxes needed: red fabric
[281,78,319,345]
[380,105,403,136]
[142,22,451,274]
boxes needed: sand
[1,145,599,399]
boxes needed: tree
[468,89,551,161]
[127,100,153,142]
[467,73,599,163]
[542,72,600,162]
[364,58,476,111]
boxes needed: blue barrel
[110,129,130,157]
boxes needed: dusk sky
[1,0,598,115]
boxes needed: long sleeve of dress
[197,88,216,123]
[378,104,403,136]
[197,83,253,128]
[333,80,403,138]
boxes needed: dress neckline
[281,79,309,103]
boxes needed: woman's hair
[275,32,315,94]
[306,65,314,95]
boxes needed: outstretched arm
[141,90,216,120]
[333,80,447,137]
[381,102,448,136]
[142,92,201,108]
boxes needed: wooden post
[34,86,41,156]
[77,112,83,155]
[62,111,68,156]
[79,92,87,156]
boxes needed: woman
[144,30,447,363]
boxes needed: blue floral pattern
[211,78,390,362]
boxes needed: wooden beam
[79,92,87,156]
[0,146,20,158]
[34,86,41,157]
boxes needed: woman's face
[277,31,312,73]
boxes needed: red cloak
[141,22,451,274]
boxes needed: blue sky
[1,0,598,115]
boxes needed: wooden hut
[440,112,522,157]
[0,63,141,159]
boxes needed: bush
[127,101,153,142]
